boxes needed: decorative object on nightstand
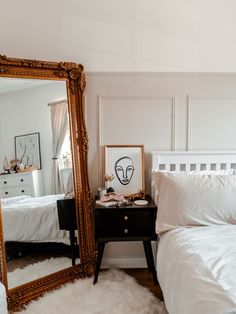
[93,194,158,285]
[104,145,145,196]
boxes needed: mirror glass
[0,77,80,289]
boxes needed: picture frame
[105,145,145,196]
[15,132,41,169]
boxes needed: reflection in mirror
[0,78,79,289]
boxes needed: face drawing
[115,156,134,185]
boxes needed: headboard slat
[175,164,180,171]
[165,164,171,171]
[185,164,191,172]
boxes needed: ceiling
[0,78,55,95]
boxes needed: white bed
[152,151,236,314]
[1,194,69,244]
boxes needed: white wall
[1,0,236,267]
[0,81,67,195]
[1,0,236,72]
[86,72,236,267]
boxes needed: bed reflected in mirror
[0,77,80,289]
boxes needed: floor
[123,268,163,300]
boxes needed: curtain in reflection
[50,100,68,194]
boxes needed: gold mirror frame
[0,55,95,311]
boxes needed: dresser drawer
[0,170,43,198]
[95,208,156,239]
[1,185,34,198]
[0,174,31,187]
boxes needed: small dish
[134,199,148,206]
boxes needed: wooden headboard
[151,150,236,197]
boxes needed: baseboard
[101,257,147,269]
[101,242,158,269]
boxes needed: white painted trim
[187,96,236,151]
[101,257,147,269]
[101,241,158,269]
[98,95,176,188]
[98,94,176,154]
[86,72,236,77]
[171,97,176,151]
[152,150,236,172]
[187,95,192,151]
[98,95,104,187]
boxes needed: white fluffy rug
[19,268,167,314]
[8,257,77,289]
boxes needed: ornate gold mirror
[0,55,94,311]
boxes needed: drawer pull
[124,229,129,234]
[21,190,25,193]
[124,215,128,220]
[5,192,8,195]
[20,179,24,182]
[4,181,7,184]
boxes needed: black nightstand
[93,195,158,285]
[57,198,78,266]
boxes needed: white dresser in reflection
[0,170,44,198]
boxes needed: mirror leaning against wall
[0,55,94,312]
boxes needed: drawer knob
[5,192,8,195]
[124,229,129,234]
[4,181,7,184]
[21,190,25,193]
[20,179,24,182]
[124,216,128,220]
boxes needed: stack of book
[95,200,117,207]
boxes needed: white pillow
[152,169,234,206]
[155,171,236,234]
[1,195,31,206]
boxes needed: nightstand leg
[93,241,105,285]
[69,229,76,266]
[143,241,152,272]
[143,241,158,285]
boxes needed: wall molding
[87,72,236,77]
[98,95,176,186]
[101,257,147,269]
[187,96,236,151]
[187,95,191,151]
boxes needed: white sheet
[157,225,236,314]
[0,283,7,314]
[2,194,69,244]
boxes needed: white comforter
[0,283,7,314]
[157,225,236,314]
[2,194,69,244]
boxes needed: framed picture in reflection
[104,145,145,196]
[15,132,41,169]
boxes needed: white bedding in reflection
[2,194,69,244]
[0,283,7,314]
[157,225,236,314]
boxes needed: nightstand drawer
[95,208,156,239]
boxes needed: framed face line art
[104,145,145,196]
